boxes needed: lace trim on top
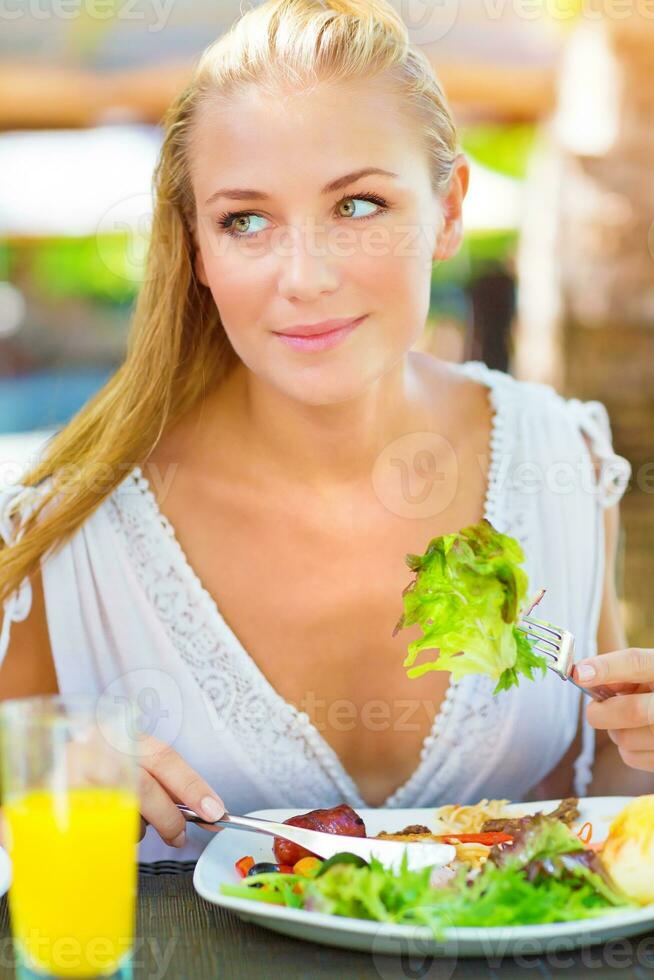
[106,360,513,808]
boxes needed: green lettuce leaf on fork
[392,518,548,693]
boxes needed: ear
[433,153,470,263]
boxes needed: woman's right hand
[136,734,225,848]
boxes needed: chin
[285,375,368,407]
[271,356,386,405]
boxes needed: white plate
[0,846,11,898]
[193,796,654,957]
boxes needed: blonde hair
[0,0,458,605]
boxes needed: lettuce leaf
[393,518,548,692]
[223,841,633,937]
[488,813,632,907]
[490,812,584,868]
[428,857,631,930]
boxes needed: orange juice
[3,786,139,978]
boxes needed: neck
[207,352,440,494]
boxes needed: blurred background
[0,0,652,642]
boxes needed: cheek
[369,248,432,342]
[198,243,269,341]
[354,228,432,305]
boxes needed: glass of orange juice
[0,694,140,979]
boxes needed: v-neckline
[127,359,507,809]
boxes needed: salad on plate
[220,796,654,937]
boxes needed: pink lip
[275,316,366,338]
[274,315,367,352]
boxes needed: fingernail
[576,662,597,682]
[171,830,186,848]
[200,796,224,821]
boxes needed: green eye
[338,197,379,219]
[217,192,389,239]
[230,214,269,236]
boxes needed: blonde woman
[0,0,650,863]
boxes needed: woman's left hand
[573,649,654,772]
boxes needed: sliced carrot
[577,822,593,845]
[235,855,255,877]
[439,832,513,846]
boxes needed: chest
[151,448,491,805]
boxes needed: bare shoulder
[408,352,495,431]
[0,567,59,699]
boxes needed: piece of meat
[547,798,581,826]
[481,797,580,835]
[273,803,367,866]
[482,815,536,836]
[376,824,432,838]
[376,832,435,842]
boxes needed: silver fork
[517,589,615,702]
[175,806,456,871]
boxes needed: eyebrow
[204,167,400,206]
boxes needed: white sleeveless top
[0,361,632,863]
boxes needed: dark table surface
[0,862,653,979]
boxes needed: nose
[276,223,339,302]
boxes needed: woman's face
[190,78,468,405]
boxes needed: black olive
[246,862,280,877]
[315,852,369,876]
